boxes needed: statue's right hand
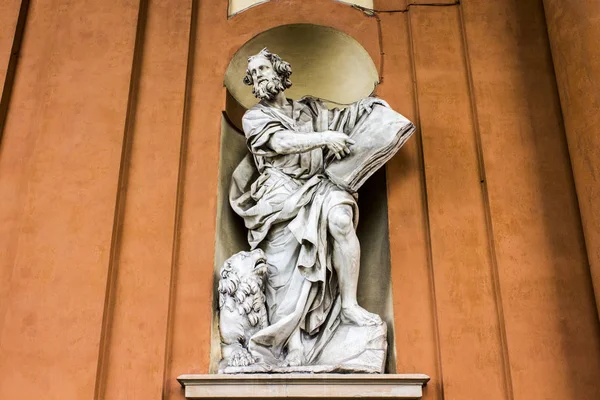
[323,131,355,160]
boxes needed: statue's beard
[253,76,285,100]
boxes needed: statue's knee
[328,207,353,237]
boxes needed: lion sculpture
[218,249,269,368]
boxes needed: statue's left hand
[360,97,390,114]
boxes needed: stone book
[325,105,415,192]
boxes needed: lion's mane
[218,260,268,328]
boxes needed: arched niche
[224,23,380,130]
[229,0,375,17]
[212,23,396,373]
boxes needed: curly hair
[243,48,292,90]
[218,259,268,328]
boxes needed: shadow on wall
[211,23,395,373]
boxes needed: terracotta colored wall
[0,0,25,345]
[0,1,599,400]
[542,0,600,318]
[0,0,25,139]
[461,2,600,398]
[97,1,192,399]
[0,1,140,398]
[0,0,22,97]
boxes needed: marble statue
[218,48,415,374]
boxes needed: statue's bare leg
[328,205,382,326]
[282,328,305,366]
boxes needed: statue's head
[243,48,292,100]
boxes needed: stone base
[313,321,387,372]
[221,322,388,374]
[177,374,431,399]
[220,363,381,374]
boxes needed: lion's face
[224,249,267,279]
[219,249,267,302]
[218,249,268,321]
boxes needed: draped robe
[230,97,374,364]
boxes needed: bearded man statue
[228,48,394,372]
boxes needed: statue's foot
[341,305,383,326]
[281,348,305,367]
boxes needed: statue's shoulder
[244,101,268,115]
[242,102,269,122]
[241,102,275,134]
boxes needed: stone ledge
[177,373,430,399]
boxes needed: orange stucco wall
[0,1,21,95]
[0,1,599,399]
[542,0,600,318]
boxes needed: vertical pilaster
[97,1,192,399]
[410,5,510,399]
[542,0,600,318]
[379,11,442,400]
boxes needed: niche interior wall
[0,1,598,400]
